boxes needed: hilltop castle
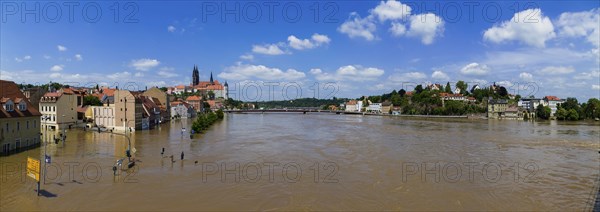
[167,65,228,99]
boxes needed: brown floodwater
[1,113,599,211]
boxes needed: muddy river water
[1,113,599,211]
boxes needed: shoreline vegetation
[191,109,224,133]
[232,81,600,122]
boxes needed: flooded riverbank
[1,114,599,211]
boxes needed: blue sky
[1,1,599,101]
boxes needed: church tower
[192,65,199,86]
[210,72,214,84]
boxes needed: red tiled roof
[193,81,224,90]
[0,80,42,118]
[101,88,116,97]
[77,105,89,113]
[439,92,463,97]
[43,92,63,97]
[545,96,561,101]
[346,100,358,105]
[186,95,201,101]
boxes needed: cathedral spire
[192,65,199,86]
[210,72,214,84]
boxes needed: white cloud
[74,54,83,61]
[573,70,600,80]
[219,63,306,81]
[339,2,443,44]
[370,0,411,22]
[107,72,132,80]
[167,25,176,32]
[57,45,67,51]
[483,8,555,48]
[47,73,88,81]
[483,47,596,68]
[312,33,331,44]
[390,22,407,36]
[129,58,160,71]
[338,13,377,41]
[519,72,533,81]
[556,8,599,48]
[146,81,168,87]
[43,55,51,59]
[496,80,514,88]
[157,67,178,78]
[50,65,64,72]
[539,66,575,75]
[460,63,490,76]
[309,68,322,75]
[389,72,427,82]
[252,44,286,55]
[14,55,31,62]
[240,54,254,61]
[406,13,445,45]
[593,85,600,90]
[313,65,384,82]
[431,70,449,81]
[135,72,144,77]
[287,34,331,50]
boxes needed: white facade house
[170,102,196,118]
[39,92,77,130]
[454,87,462,94]
[367,103,382,113]
[91,106,115,128]
[544,96,564,116]
[344,100,363,112]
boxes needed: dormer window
[18,101,27,111]
[4,100,14,112]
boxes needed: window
[17,122,19,131]
[27,121,29,129]
[33,121,36,128]
[4,101,14,112]
[18,101,26,111]
[5,123,8,132]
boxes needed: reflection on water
[1,114,599,211]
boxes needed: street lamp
[59,115,66,146]
[41,115,50,185]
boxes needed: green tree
[567,109,579,121]
[455,81,467,95]
[83,95,102,106]
[445,82,452,93]
[207,91,215,100]
[536,104,551,120]
[414,85,424,94]
[399,89,406,97]
[498,86,508,97]
[558,98,583,120]
[584,98,600,119]
[555,108,567,120]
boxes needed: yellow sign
[27,157,40,182]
